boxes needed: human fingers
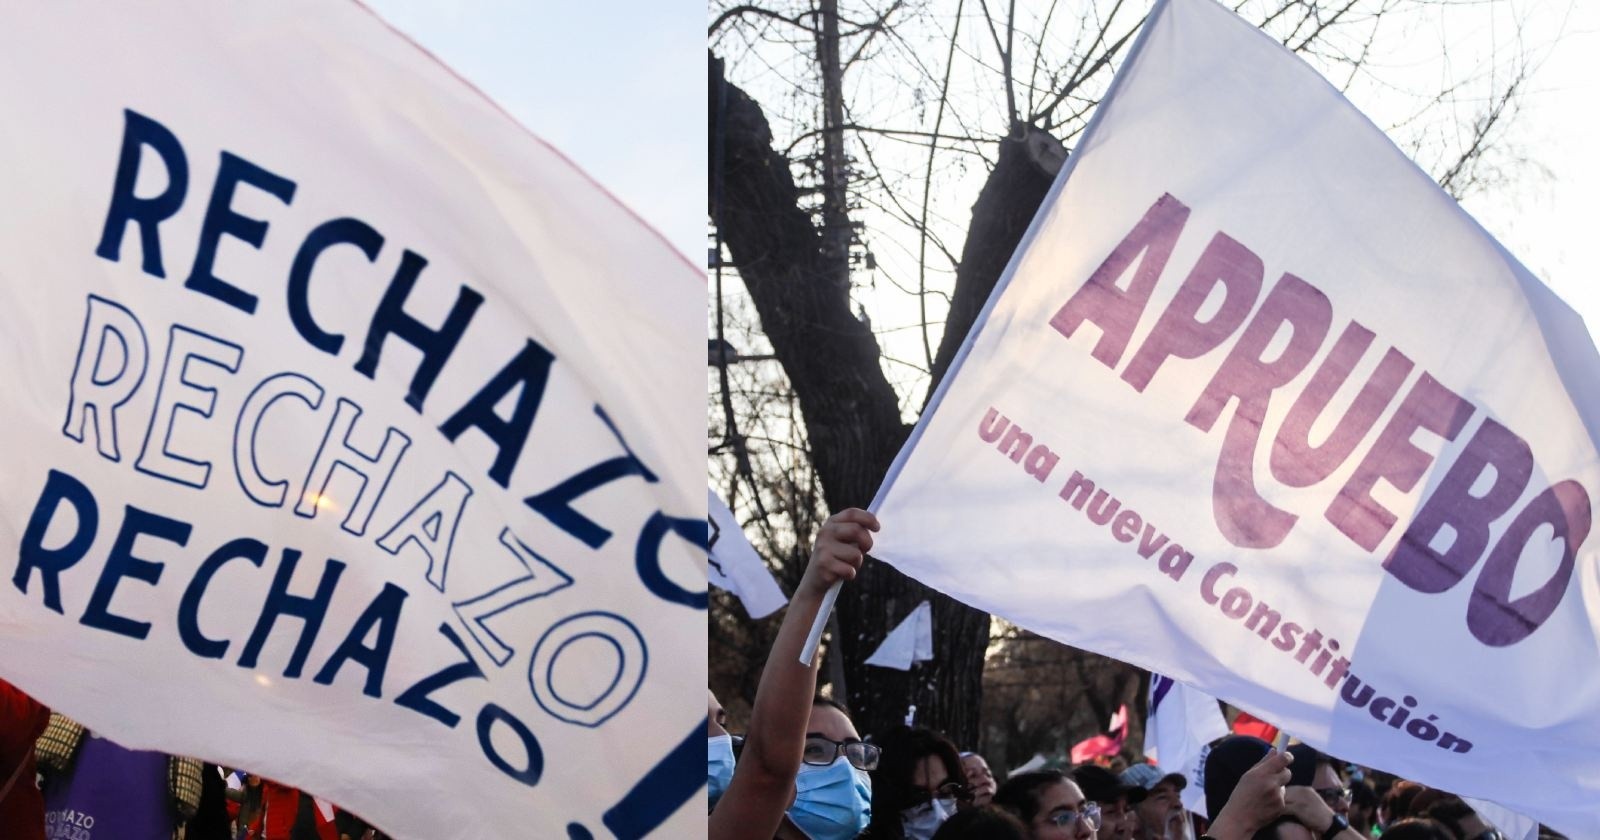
[821,520,876,554]
[815,549,861,584]
[1245,748,1293,787]
[1283,785,1334,825]
[828,508,880,532]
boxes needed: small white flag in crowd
[1461,797,1539,840]
[708,489,787,618]
[864,0,1600,833]
[1145,674,1229,815]
[864,601,934,670]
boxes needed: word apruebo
[1050,192,1589,647]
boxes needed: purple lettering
[1385,418,1532,594]
[1270,322,1413,487]
[1187,273,1331,548]
[1023,445,1059,483]
[1326,373,1474,551]
[1219,587,1252,619]
[978,407,1008,443]
[1467,480,1592,647]
[1060,471,1095,510]
[1272,621,1302,652]
[1050,194,1192,368]
[1121,232,1263,392]
[1200,562,1236,605]
[1157,544,1193,581]
[997,424,1033,462]
[1111,509,1142,543]
[1136,525,1170,559]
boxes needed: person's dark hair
[1377,818,1456,840]
[1350,779,1378,810]
[992,771,1070,826]
[930,805,1029,840]
[813,695,853,718]
[1202,735,1271,820]
[1381,781,1427,823]
[1285,743,1326,787]
[1421,794,1478,839]
[864,726,965,840]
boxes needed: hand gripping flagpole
[798,581,841,665]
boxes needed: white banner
[708,489,787,618]
[864,601,934,670]
[869,0,1600,833]
[1145,674,1228,816]
[0,4,704,840]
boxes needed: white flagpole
[798,581,842,665]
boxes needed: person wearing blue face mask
[711,510,880,840]
[709,689,737,811]
[776,698,876,840]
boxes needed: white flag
[1145,674,1229,815]
[864,601,934,670]
[0,4,703,839]
[1461,797,1539,840]
[708,489,787,618]
[867,0,1600,833]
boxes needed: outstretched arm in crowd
[709,509,878,840]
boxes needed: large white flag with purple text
[869,0,1600,833]
[0,4,704,839]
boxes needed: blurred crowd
[708,509,1561,840]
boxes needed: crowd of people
[1,677,386,840]
[708,509,1559,840]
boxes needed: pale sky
[366,0,1598,346]
[1460,3,1600,321]
[363,0,705,264]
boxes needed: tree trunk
[710,55,1061,747]
[929,125,1065,391]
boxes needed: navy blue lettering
[288,217,384,355]
[635,513,709,609]
[524,407,658,548]
[179,537,267,659]
[237,550,344,678]
[477,703,543,786]
[81,506,191,640]
[352,250,483,411]
[394,623,486,728]
[14,470,101,613]
[185,152,297,313]
[95,109,189,277]
[312,582,408,698]
[599,722,717,840]
[439,340,555,487]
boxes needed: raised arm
[709,509,878,840]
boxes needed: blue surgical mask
[788,757,872,840]
[901,795,956,840]
[708,734,735,811]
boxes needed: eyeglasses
[802,735,881,771]
[1315,786,1352,805]
[1046,802,1103,831]
[905,781,972,807]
